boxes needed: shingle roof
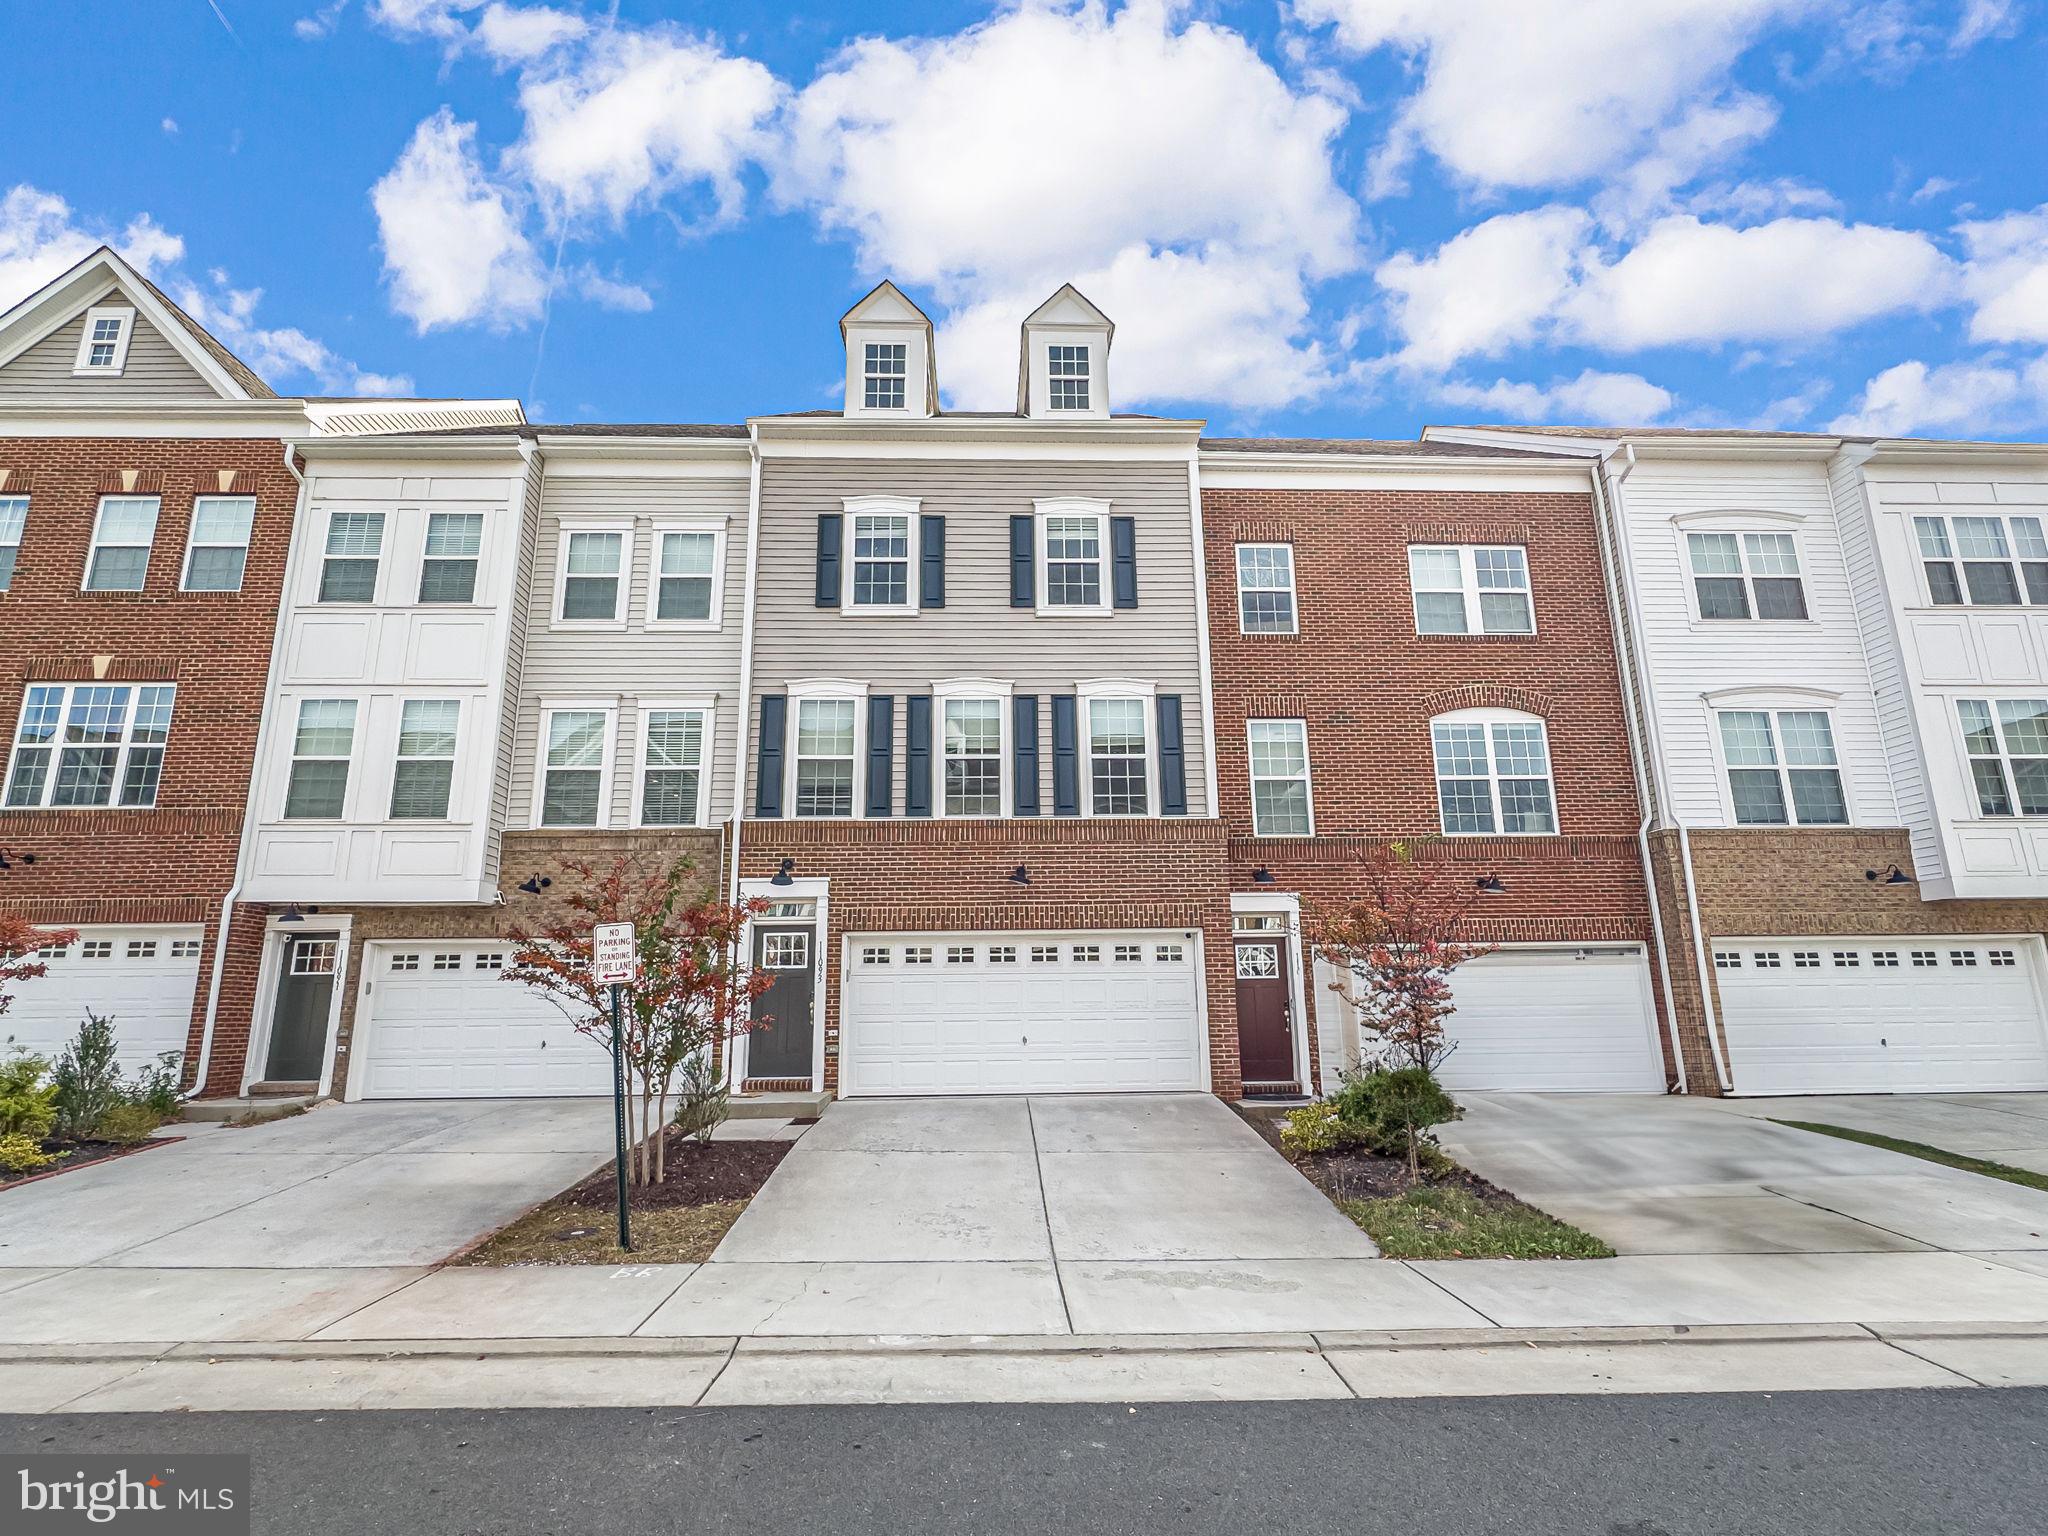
[1201,436,1575,459]
[126,268,278,400]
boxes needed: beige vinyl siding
[0,291,219,399]
[749,456,1210,817]
[484,457,546,882]
[511,470,750,828]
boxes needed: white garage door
[840,931,1204,1096]
[1716,937,2048,1095]
[2,925,201,1073]
[1437,946,1665,1093]
[357,943,614,1098]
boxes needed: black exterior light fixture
[1009,864,1032,886]
[517,874,553,895]
[278,903,306,923]
[1252,866,1276,885]
[770,857,797,887]
[0,848,35,871]
[1475,874,1507,894]
[1866,864,1914,886]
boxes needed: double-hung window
[1087,697,1150,816]
[1409,545,1533,634]
[1958,698,2048,816]
[1047,345,1090,410]
[847,513,912,610]
[1686,531,1807,620]
[863,343,906,409]
[1248,720,1312,835]
[389,700,458,819]
[182,497,255,592]
[284,699,356,818]
[1915,514,2048,606]
[941,697,1004,816]
[539,709,609,826]
[639,706,709,826]
[1040,512,1106,612]
[84,496,159,591]
[1236,544,1297,634]
[318,511,384,602]
[793,698,858,817]
[419,512,482,603]
[1431,712,1556,834]
[558,528,626,622]
[0,496,25,591]
[652,528,720,624]
[3,683,174,809]
[73,305,133,374]
[1716,709,1847,825]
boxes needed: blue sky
[3,0,2046,438]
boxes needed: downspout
[1185,450,1222,818]
[722,428,766,1090]
[1608,444,1734,1092]
[1589,447,1686,1093]
[184,438,303,1100]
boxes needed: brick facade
[0,437,298,1092]
[1202,485,1674,1086]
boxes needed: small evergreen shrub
[94,1103,163,1145]
[52,1012,124,1140]
[1279,1100,1351,1155]
[0,1047,58,1142]
[0,1132,55,1174]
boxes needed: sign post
[592,921,638,1253]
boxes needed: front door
[265,934,339,1081]
[748,925,816,1081]
[1234,939,1295,1085]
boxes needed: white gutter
[722,429,766,1090]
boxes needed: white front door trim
[736,875,830,1093]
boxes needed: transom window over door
[1431,712,1556,834]
[794,698,857,817]
[3,683,174,809]
[318,512,383,602]
[560,530,624,621]
[1409,545,1533,634]
[942,698,1003,816]
[1958,698,2048,816]
[848,513,911,609]
[1088,698,1149,815]
[284,699,356,818]
[1042,514,1105,609]
[641,707,708,826]
[1717,709,1847,825]
[1686,531,1808,620]
[1248,720,1312,835]
[182,497,255,592]
[1236,544,1297,633]
[654,530,719,622]
[85,496,159,591]
[389,700,458,819]
[864,343,906,409]
[540,710,608,826]
[419,512,482,603]
[1916,514,2048,606]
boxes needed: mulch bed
[1235,1103,1493,1200]
[558,1131,790,1210]
[0,1134,180,1191]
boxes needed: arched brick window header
[1420,682,1553,717]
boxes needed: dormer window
[1047,345,1090,410]
[863,343,907,410]
[72,305,135,375]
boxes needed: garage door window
[390,700,458,819]
[284,699,357,818]
[1431,711,1556,834]
[640,707,708,826]
[1957,698,2048,816]
[1717,709,1846,825]
[4,682,175,809]
[540,709,608,826]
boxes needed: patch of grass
[1773,1120,2048,1193]
[1340,1185,1615,1260]
[457,1197,749,1266]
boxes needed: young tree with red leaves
[1306,840,1497,1079]
[0,910,80,1024]
[501,856,773,1185]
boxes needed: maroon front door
[1234,939,1294,1085]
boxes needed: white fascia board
[0,255,253,401]
[1198,455,1591,491]
[0,402,311,437]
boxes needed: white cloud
[0,185,182,310]
[295,0,348,40]
[1910,174,1961,204]
[172,274,414,394]
[1960,205,2048,345]
[160,117,180,136]
[572,264,653,312]
[1829,356,2048,435]
[1952,0,2020,50]
[1435,368,1676,423]
[370,107,547,330]
[1376,208,1590,369]
[475,2,584,62]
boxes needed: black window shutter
[755,696,786,818]
[866,695,894,817]
[1051,695,1079,816]
[1156,694,1187,816]
[920,516,945,609]
[905,694,933,817]
[1111,516,1138,609]
[815,513,843,607]
[1013,695,1040,817]
[1010,515,1036,608]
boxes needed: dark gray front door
[265,934,338,1081]
[749,925,816,1081]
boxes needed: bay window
[1958,697,2048,816]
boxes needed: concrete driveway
[1710,1092,2048,1176]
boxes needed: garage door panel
[3,926,202,1073]
[1437,948,1663,1094]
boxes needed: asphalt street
[6,1388,2045,1534]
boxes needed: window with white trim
[1958,697,2048,817]
[389,699,458,819]
[848,512,912,610]
[539,709,608,826]
[1087,697,1149,816]
[863,343,906,409]
[1716,708,1847,825]
[941,697,1003,816]
[1431,711,1556,834]
[72,305,134,373]
[1686,531,1808,620]
[1248,720,1312,836]
[181,496,255,592]
[84,496,159,591]
[653,529,720,624]
[1047,345,1090,410]
[1236,544,1296,634]
[419,512,482,604]
[0,496,25,591]
[1915,513,2048,606]
[3,683,174,809]
[1409,545,1533,635]
[318,511,383,602]
[640,707,709,826]
[1040,512,1106,611]
[793,697,858,817]
[559,529,625,621]
[283,699,356,818]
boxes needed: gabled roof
[838,278,932,338]
[0,245,275,400]
[1021,282,1113,341]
